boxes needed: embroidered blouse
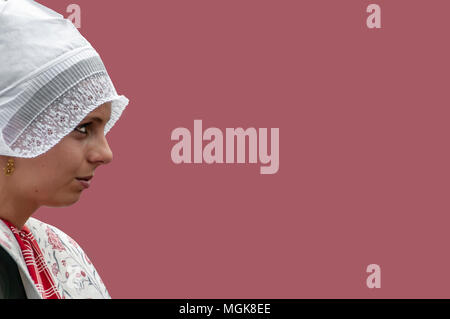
[0,217,110,299]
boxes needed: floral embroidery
[1,217,110,299]
[46,226,66,251]
[10,73,122,158]
[52,263,59,276]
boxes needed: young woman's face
[12,102,113,207]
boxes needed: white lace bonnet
[0,0,129,158]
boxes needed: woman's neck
[0,191,38,230]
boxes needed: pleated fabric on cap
[0,0,129,158]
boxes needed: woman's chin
[46,192,82,207]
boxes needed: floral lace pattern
[10,72,117,157]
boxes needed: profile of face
[7,102,113,208]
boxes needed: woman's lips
[76,178,91,189]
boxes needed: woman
[0,0,129,298]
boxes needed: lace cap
[0,0,129,158]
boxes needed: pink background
[34,0,450,298]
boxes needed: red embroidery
[46,227,66,251]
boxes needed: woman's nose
[89,135,113,165]
[101,141,114,164]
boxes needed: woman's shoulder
[25,217,111,299]
[26,217,82,251]
[25,216,98,270]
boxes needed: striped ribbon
[1,218,61,299]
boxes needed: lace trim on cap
[10,72,117,158]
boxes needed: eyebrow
[85,116,110,124]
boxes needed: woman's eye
[74,123,91,135]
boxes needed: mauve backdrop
[33,0,450,298]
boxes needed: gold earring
[4,158,15,176]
